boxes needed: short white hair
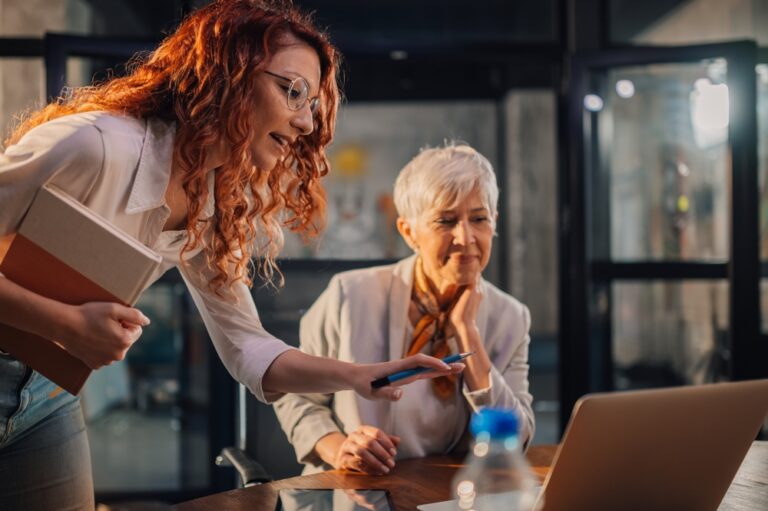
[393,141,499,226]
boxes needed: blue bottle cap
[470,408,520,439]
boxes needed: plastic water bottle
[451,408,540,510]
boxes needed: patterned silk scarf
[406,257,465,399]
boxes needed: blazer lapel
[387,255,417,362]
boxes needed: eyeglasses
[264,70,320,115]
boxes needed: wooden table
[174,442,767,511]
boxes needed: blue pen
[370,351,474,388]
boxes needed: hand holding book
[0,185,162,394]
[58,302,150,370]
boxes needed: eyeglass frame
[263,70,320,115]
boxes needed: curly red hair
[7,0,339,293]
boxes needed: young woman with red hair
[0,1,461,508]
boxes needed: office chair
[215,446,271,487]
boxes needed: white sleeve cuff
[462,372,493,412]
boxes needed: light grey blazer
[274,255,534,473]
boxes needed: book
[0,184,162,395]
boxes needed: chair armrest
[215,446,272,486]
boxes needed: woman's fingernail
[382,466,389,473]
[389,448,397,456]
[393,389,403,399]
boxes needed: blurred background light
[584,94,604,112]
[690,78,729,148]
[615,79,635,98]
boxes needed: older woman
[275,142,534,475]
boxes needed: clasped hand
[334,425,400,475]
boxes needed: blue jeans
[0,353,94,511]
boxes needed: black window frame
[560,40,765,432]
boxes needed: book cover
[0,185,162,395]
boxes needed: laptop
[537,379,768,511]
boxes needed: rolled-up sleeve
[179,256,294,404]
[0,119,105,236]
[273,276,343,466]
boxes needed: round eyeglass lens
[308,97,320,115]
[287,77,309,110]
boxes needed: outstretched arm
[181,260,464,403]
[263,349,462,401]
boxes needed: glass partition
[564,41,762,428]
[0,58,44,142]
[609,0,768,47]
[85,280,214,493]
[612,280,729,390]
[758,54,768,337]
[282,101,499,260]
[589,61,729,262]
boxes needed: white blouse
[0,111,293,403]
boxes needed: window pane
[612,281,729,390]
[282,101,499,263]
[759,62,768,260]
[762,280,768,334]
[609,0,768,46]
[0,59,45,140]
[505,90,559,445]
[760,61,768,339]
[1,1,88,37]
[587,61,730,261]
[66,55,134,89]
[85,282,210,492]
[3,1,183,38]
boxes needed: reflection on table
[173,443,767,511]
